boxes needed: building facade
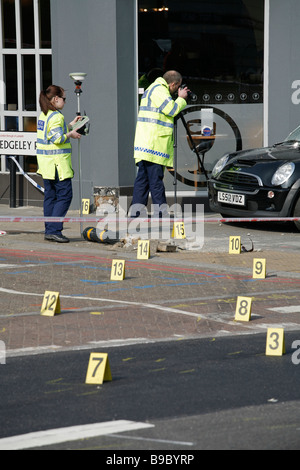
[0,0,299,211]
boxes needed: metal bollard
[8,157,17,208]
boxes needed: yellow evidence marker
[253,258,266,279]
[110,259,125,280]
[137,240,150,259]
[85,352,112,384]
[82,198,90,215]
[265,328,285,356]
[172,222,186,239]
[235,296,252,322]
[40,291,61,316]
[229,236,241,254]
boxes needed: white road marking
[110,433,194,447]
[1,288,300,342]
[0,264,42,269]
[0,420,154,450]
[0,286,253,326]
[0,287,44,297]
[0,287,202,319]
[268,305,300,314]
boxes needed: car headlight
[271,162,295,186]
[211,154,230,177]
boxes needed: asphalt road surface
[1,332,300,450]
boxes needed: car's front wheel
[292,195,300,231]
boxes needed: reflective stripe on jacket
[36,110,73,180]
[134,77,186,167]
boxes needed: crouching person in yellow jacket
[130,70,188,218]
[37,85,82,243]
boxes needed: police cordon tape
[4,161,300,224]
[0,216,300,223]
[8,156,44,193]
[2,159,300,223]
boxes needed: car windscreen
[284,126,300,142]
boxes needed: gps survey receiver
[70,115,90,135]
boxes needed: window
[23,55,36,111]
[2,0,16,48]
[0,0,52,173]
[21,0,35,48]
[39,0,51,48]
[138,0,263,105]
[4,55,18,110]
[138,0,264,191]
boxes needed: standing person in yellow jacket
[130,70,189,217]
[37,85,82,243]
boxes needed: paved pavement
[0,203,300,358]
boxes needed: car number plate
[217,191,245,206]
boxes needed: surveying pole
[69,73,87,236]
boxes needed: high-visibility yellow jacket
[134,77,187,168]
[36,110,73,180]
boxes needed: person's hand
[69,115,82,128]
[178,86,189,101]
[68,116,82,139]
[69,129,81,139]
